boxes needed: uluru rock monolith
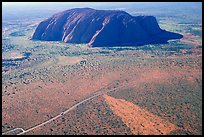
[32,8,183,47]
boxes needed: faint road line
[2,128,25,135]
[3,84,126,135]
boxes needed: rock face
[32,8,183,47]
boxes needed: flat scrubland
[2,14,202,135]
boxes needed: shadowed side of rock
[32,8,183,47]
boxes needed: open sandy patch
[103,94,179,135]
[37,56,82,68]
[3,51,25,59]
[56,56,82,66]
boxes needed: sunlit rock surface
[32,8,183,47]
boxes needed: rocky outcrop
[32,8,183,47]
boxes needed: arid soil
[22,96,133,135]
[2,47,202,135]
[2,3,202,135]
[103,94,179,135]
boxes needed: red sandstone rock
[32,8,183,47]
